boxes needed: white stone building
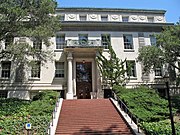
[0,7,173,99]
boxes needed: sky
[56,0,180,23]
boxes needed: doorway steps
[55,99,134,135]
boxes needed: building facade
[0,7,173,99]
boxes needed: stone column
[66,52,73,99]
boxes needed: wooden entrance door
[76,62,92,99]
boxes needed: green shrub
[113,86,170,122]
[142,120,180,135]
[0,91,59,134]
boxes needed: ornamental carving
[131,15,138,20]
[157,16,163,21]
[68,14,76,19]
[139,16,146,20]
[111,15,119,20]
[90,14,97,19]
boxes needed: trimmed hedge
[113,86,180,134]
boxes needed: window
[101,15,108,21]
[79,34,88,45]
[60,15,65,21]
[1,61,11,78]
[123,35,133,49]
[147,17,154,23]
[33,39,42,50]
[0,91,8,98]
[80,15,87,21]
[101,34,110,49]
[5,36,13,49]
[55,62,64,78]
[56,34,65,49]
[126,61,136,77]
[122,16,129,22]
[31,61,41,78]
[150,35,156,46]
[155,67,162,76]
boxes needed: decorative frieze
[63,13,165,23]
[89,14,99,21]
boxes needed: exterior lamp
[163,72,176,135]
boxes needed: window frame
[31,61,41,78]
[126,61,137,78]
[60,15,65,21]
[4,36,13,49]
[122,16,129,22]
[0,91,8,98]
[150,35,157,46]
[155,67,162,77]
[56,34,66,49]
[55,62,65,78]
[78,34,88,45]
[101,34,110,49]
[79,15,87,21]
[1,61,11,78]
[101,15,108,21]
[33,38,42,50]
[123,34,134,50]
[147,17,154,23]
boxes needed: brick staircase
[55,99,134,135]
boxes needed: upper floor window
[79,34,88,45]
[101,34,110,49]
[55,62,64,78]
[31,61,41,78]
[126,61,136,77]
[60,15,65,21]
[101,15,108,21]
[56,34,65,49]
[122,16,129,22]
[123,35,133,49]
[150,35,156,46]
[155,67,162,76]
[33,39,42,50]
[1,61,11,78]
[147,17,154,23]
[80,15,87,21]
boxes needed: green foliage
[96,44,130,88]
[0,0,60,65]
[138,46,164,73]
[171,95,180,112]
[138,23,180,84]
[113,86,169,122]
[113,86,180,134]
[142,120,180,135]
[0,91,59,134]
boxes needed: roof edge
[56,7,166,14]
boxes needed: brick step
[55,99,133,135]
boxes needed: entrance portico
[65,47,102,99]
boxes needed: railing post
[137,118,140,133]
[130,114,133,124]
[51,113,53,126]
[48,123,51,135]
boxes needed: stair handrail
[111,90,140,133]
[47,93,63,135]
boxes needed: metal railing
[111,91,140,133]
[47,93,62,135]
[66,39,102,47]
